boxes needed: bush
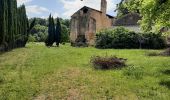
[28,35,36,42]
[95,27,139,49]
[30,24,48,42]
[146,48,170,57]
[141,32,166,49]
[72,35,88,47]
[160,48,170,56]
[90,55,127,70]
[146,52,159,56]
[95,27,166,49]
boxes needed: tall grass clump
[0,73,5,84]
[123,66,145,80]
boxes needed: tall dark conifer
[45,14,55,46]
[7,0,13,48]
[55,18,61,47]
[0,0,4,44]
[0,0,30,52]
[13,0,18,47]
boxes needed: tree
[124,0,170,32]
[0,0,34,52]
[45,14,55,46]
[115,0,129,17]
[55,18,61,46]
[0,0,6,45]
[29,24,48,42]
[17,5,29,47]
[61,24,70,43]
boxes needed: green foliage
[0,73,5,84]
[30,24,48,42]
[28,17,70,44]
[27,18,36,33]
[95,27,139,49]
[60,19,70,28]
[146,51,159,56]
[28,35,36,42]
[116,0,130,17]
[0,43,170,99]
[0,0,32,52]
[61,24,70,43]
[45,15,55,46]
[95,27,166,49]
[29,18,47,26]
[123,66,145,80]
[55,18,61,46]
[141,32,166,49]
[125,0,170,32]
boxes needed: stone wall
[70,7,114,45]
[112,25,141,33]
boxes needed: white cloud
[26,5,50,15]
[60,0,116,19]
[17,0,33,5]
[53,12,59,18]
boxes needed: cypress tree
[13,0,18,47]
[16,5,28,47]
[55,18,61,47]
[0,0,4,44]
[3,0,8,48]
[0,0,32,51]
[7,0,13,49]
[51,17,55,43]
[45,15,55,46]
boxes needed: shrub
[95,27,140,49]
[146,52,159,56]
[28,35,36,42]
[160,48,170,56]
[72,35,88,47]
[90,55,127,70]
[146,48,170,57]
[141,32,166,49]
[95,27,166,49]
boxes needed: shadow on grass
[160,80,170,89]
[162,70,170,75]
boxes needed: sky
[17,0,121,19]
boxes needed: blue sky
[17,0,121,19]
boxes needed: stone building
[70,0,114,45]
[70,0,141,46]
[113,13,141,32]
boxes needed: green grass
[0,42,170,100]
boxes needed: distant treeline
[29,18,70,28]
[0,0,35,52]
[28,18,70,43]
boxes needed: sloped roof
[113,13,141,26]
[71,6,115,19]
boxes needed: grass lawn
[0,43,170,100]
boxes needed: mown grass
[0,42,170,100]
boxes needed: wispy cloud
[53,12,59,18]
[60,0,116,19]
[17,0,33,5]
[26,5,50,15]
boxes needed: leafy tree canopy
[120,0,170,32]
